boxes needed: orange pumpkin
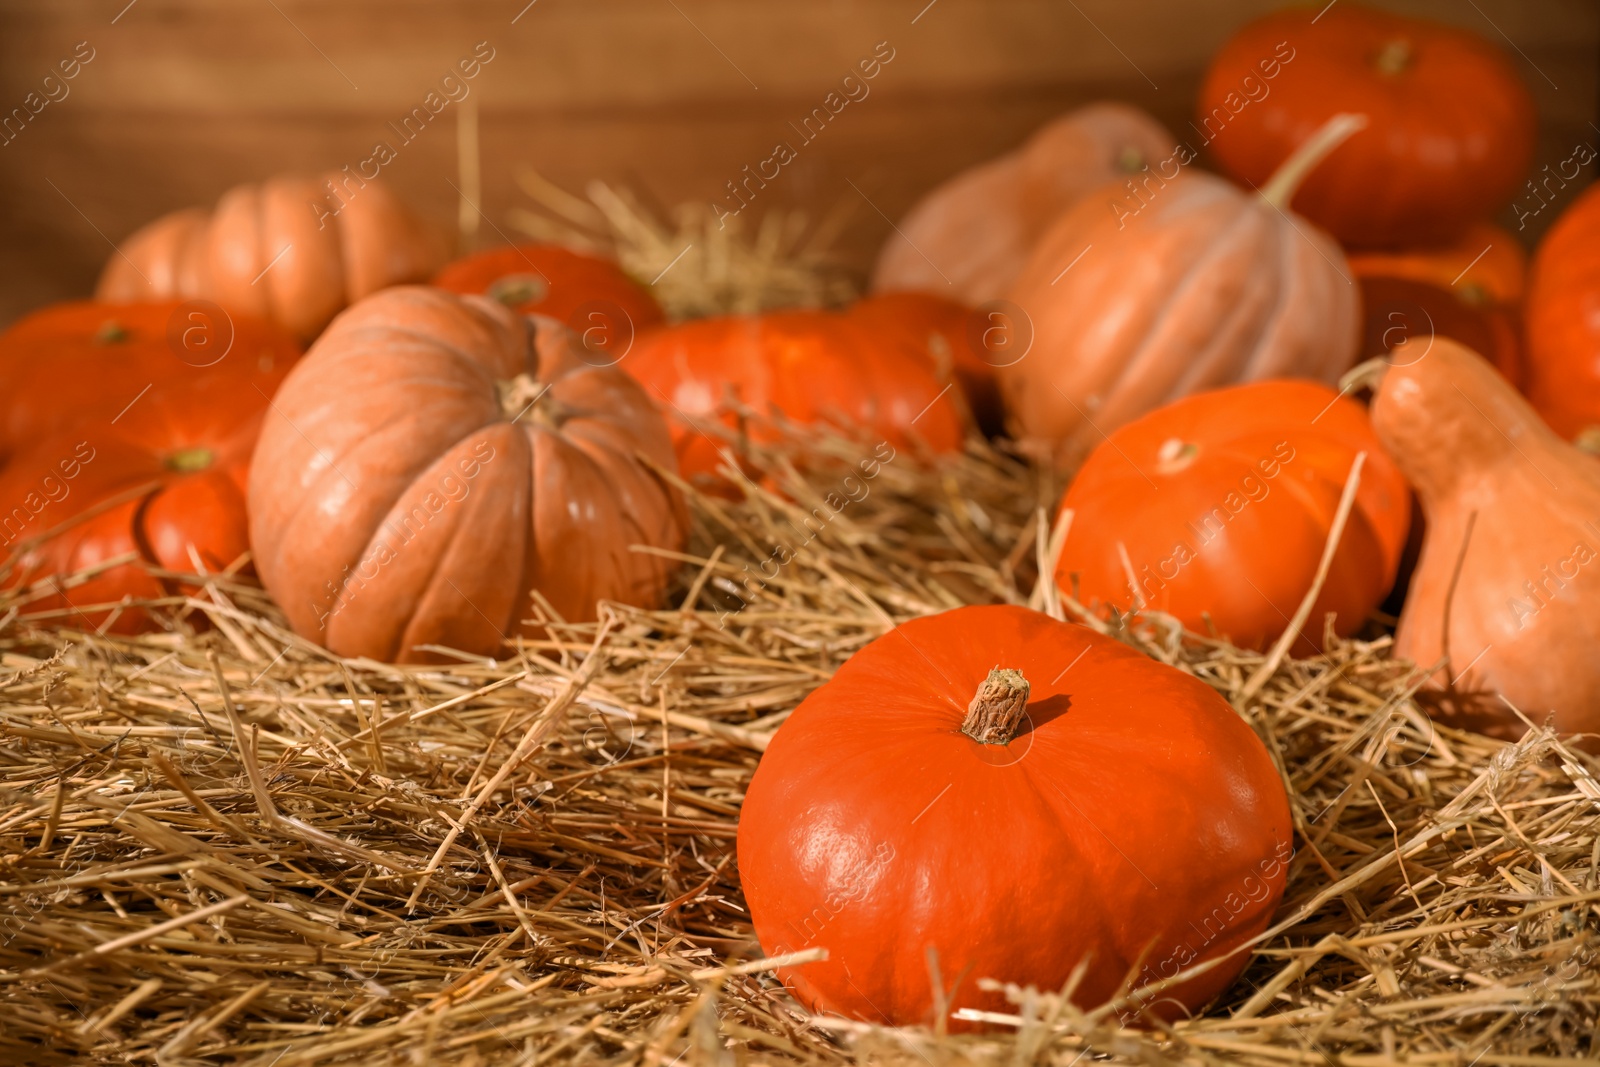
[247,287,685,663]
[871,103,1174,304]
[432,243,665,366]
[1199,4,1535,248]
[97,174,445,342]
[1001,116,1363,469]
[1054,380,1410,654]
[846,292,1006,435]
[623,307,965,484]
[1525,184,1600,444]
[0,301,301,632]
[1350,223,1528,389]
[738,604,1292,1027]
[1369,337,1600,739]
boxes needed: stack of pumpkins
[4,0,1600,1033]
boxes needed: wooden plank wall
[0,0,1595,327]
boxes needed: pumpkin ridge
[1093,186,1258,433]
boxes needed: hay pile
[1,426,1596,1066]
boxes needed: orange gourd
[432,243,665,366]
[623,307,965,484]
[1001,116,1363,469]
[1369,337,1600,739]
[0,302,301,633]
[871,103,1174,304]
[247,287,685,663]
[1525,184,1600,444]
[1054,380,1410,654]
[97,174,445,342]
[738,604,1292,1027]
[1199,4,1535,248]
[1349,223,1527,389]
[846,291,1006,435]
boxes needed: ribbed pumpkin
[432,243,665,365]
[622,307,965,484]
[1349,223,1527,389]
[0,301,301,633]
[1000,116,1363,469]
[247,286,686,663]
[1199,4,1534,248]
[1525,184,1600,445]
[872,103,1174,305]
[1054,380,1410,654]
[738,604,1292,1027]
[97,174,444,342]
[1369,338,1600,739]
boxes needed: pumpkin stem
[488,273,549,308]
[96,320,131,344]
[1258,113,1368,211]
[1373,38,1413,76]
[962,667,1030,745]
[165,446,215,473]
[1156,437,1199,474]
[1340,356,1390,394]
[498,371,573,428]
[1115,145,1147,174]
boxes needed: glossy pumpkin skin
[1199,5,1535,248]
[623,309,965,484]
[738,604,1293,1027]
[248,286,686,663]
[1525,184,1600,442]
[847,292,1005,435]
[0,302,301,633]
[872,103,1174,304]
[1349,222,1527,386]
[432,243,665,365]
[1356,276,1524,391]
[1055,380,1410,654]
[1001,172,1359,469]
[1372,338,1600,739]
[97,175,445,342]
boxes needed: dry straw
[1,422,1596,1065]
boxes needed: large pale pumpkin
[1000,116,1363,468]
[871,103,1174,304]
[247,286,686,662]
[97,174,445,342]
[1370,337,1600,739]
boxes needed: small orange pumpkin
[97,174,445,342]
[1055,380,1410,654]
[623,307,965,484]
[1524,184,1600,445]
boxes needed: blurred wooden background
[0,0,1595,328]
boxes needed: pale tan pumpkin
[1370,337,1600,740]
[999,115,1364,469]
[871,103,1173,304]
[97,174,444,342]
[247,286,686,663]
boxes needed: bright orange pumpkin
[738,604,1292,1027]
[247,287,686,663]
[1199,4,1535,248]
[846,292,1006,435]
[1054,380,1410,654]
[96,174,445,342]
[431,243,665,366]
[1524,184,1600,444]
[0,301,301,632]
[622,308,965,484]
